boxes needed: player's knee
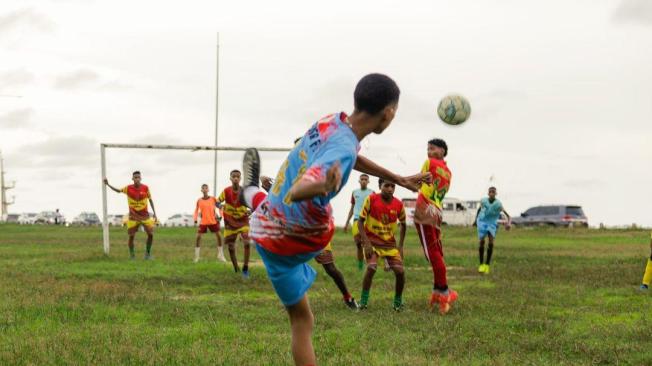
[366,264,377,272]
[393,266,405,276]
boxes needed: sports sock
[218,246,224,257]
[479,246,484,264]
[486,246,493,265]
[242,264,249,273]
[357,260,364,271]
[393,295,402,307]
[642,258,652,286]
[360,289,370,306]
[194,247,200,261]
[146,242,152,255]
[129,246,135,256]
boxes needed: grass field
[1,224,652,365]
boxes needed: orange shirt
[359,193,406,249]
[194,196,219,225]
[121,184,151,221]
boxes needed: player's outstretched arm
[288,163,342,202]
[193,201,200,225]
[343,202,354,232]
[473,207,481,226]
[103,178,121,193]
[357,217,372,254]
[354,155,430,192]
[149,198,158,222]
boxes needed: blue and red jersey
[250,112,360,255]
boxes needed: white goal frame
[100,142,291,255]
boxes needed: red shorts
[198,224,220,234]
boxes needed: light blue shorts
[477,220,498,240]
[255,243,321,306]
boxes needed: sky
[1,0,651,227]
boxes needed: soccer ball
[437,94,471,125]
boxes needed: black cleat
[241,148,260,189]
[344,298,359,310]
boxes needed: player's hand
[343,223,349,233]
[505,221,512,231]
[103,178,109,185]
[261,176,273,192]
[398,172,432,192]
[324,163,342,194]
[194,220,197,226]
[362,238,373,256]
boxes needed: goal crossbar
[100,142,291,255]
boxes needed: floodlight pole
[213,33,220,197]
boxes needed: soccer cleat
[217,253,227,262]
[438,289,458,315]
[478,264,484,273]
[358,303,368,310]
[640,284,649,291]
[483,265,490,274]
[242,269,250,279]
[393,301,405,312]
[129,254,135,260]
[428,292,441,310]
[242,148,261,189]
[144,254,153,260]
[193,257,199,263]
[344,298,359,310]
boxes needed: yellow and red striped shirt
[218,186,249,230]
[121,184,151,221]
[359,193,406,249]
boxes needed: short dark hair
[378,178,395,188]
[132,171,141,176]
[360,174,369,179]
[354,73,400,115]
[201,184,209,188]
[488,186,497,192]
[428,138,448,157]
[230,169,241,176]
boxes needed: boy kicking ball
[474,186,511,274]
[241,74,427,365]
[358,178,407,311]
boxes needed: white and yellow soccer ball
[437,94,471,125]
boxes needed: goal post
[100,142,291,255]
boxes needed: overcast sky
[1,0,651,227]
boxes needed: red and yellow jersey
[194,196,218,225]
[418,158,451,208]
[121,184,151,221]
[218,186,249,229]
[359,193,406,249]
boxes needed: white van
[401,197,476,226]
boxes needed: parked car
[165,214,193,227]
[107,214,126,226]
[402,197,476,226]
[18,213,38,225]
[511,205,588,227]
[71,212,101,226]
[35,211,66,225]
[3,213,20,223]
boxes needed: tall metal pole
[0,150,5,220]
[101,144,110,255]
[212,32,220,196]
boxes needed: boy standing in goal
[193,184,226,263]
[241,74,428,365]
[104,171,158,260]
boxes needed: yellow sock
[642,259,652,286]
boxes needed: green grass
[1,224,652,365]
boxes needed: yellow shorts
[351,219,360,237]
[224,225,249,240]
[127,218,155,233]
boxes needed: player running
[639,232,652,291]
[104,171,158,260]
[344,174,373,270]
[474,186,511,274]
[218,170,252,278]
[414,138,458,314]
[358,178,407,311]
[193,184,226,263]
[240,74,428,366]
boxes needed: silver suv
[512,205,588,227]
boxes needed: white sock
[243,186,260,208]
[218,246,224,257]
[195,247,200,260]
